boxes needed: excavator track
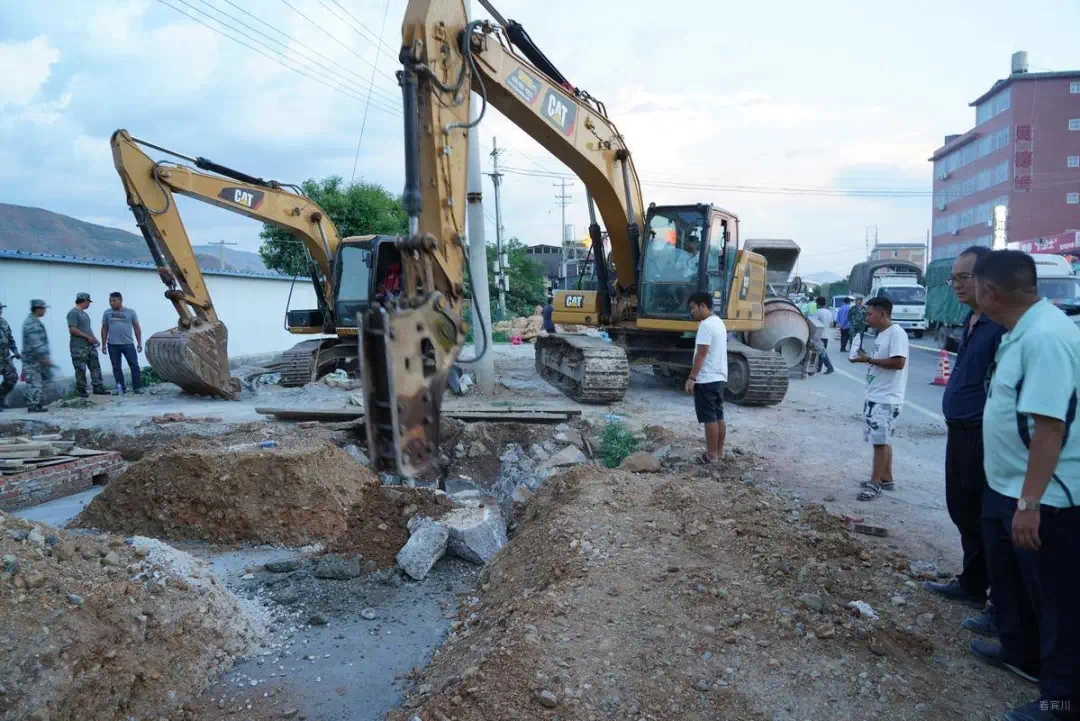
[724,340,788,406]
[535,334,630,404]
[278,338,358,386]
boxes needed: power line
[322,0,400,60]
[154,0,402,115]
[216,0,402,108]
[350,0,393,183]
[278,0,401,89]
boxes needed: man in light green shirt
[972,250,1079,721]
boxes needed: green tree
[486,238,547,318]
[258,176,407,276]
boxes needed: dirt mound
[0,512,263,721]
[73,441,376,546]
[389,460,1030,721]
[329,486,453,568]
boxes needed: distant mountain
[802,270,843,283]
[0,202,270,273]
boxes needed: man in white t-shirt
[812,296,835,374]
[850,296,909,501]
[684,292,729,464]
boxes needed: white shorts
[863,401,900,445]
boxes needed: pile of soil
[73,440,376,546]
[329,486,453,568]
[389,459,1030,721]
[0,512,263,721]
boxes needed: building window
[1072,81,1080,94]
[1068,193,1080,205]
[1070,119,1080,131]
[1069,156,1080,168]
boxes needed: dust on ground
[0,512,264,721]
[389,460,1030,721]
[73,439,377,546]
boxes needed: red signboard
[1016,124,1033,142]
[1008,231,1080,255]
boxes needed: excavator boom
[110,129,342,398]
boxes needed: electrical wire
[216,0,402,107]
[322,0,401,60]
[350,0,393,183]
[153,0,402,114]
[278,0,401,89]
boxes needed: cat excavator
[356,0,791,477]
[110,130,404,398]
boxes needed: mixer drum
[745,297,811,372]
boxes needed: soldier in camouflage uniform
[22,299,53,413]
[0,302,20,410]
[67,292,108,398]
[848,296,869,352]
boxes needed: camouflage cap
[75,292,92,303]
[30,299,49,309]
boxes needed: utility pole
[207,240,237,269]
[488,137,507,320]
[465,88,494,393]
[864,225,878,261]
[554,179,572,286]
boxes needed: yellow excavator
[110,130,405,398]
[356,0,791,476]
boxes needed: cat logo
[564,294,585,309]
[218,186,265,210]
[541,89,577,138]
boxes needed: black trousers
[984,488,1080,710]
[945,421,989,598]
[839,328,851,351]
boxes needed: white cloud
[0,35,60,107]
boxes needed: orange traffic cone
[930,349,952,386]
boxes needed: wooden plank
[30,433,63,441]
[68,447,110,457]
[1,459,25,468]
[0,442,56,452]
[0,450,49,460]
[255,406,581,423]
[22,457,79,470]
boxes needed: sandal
[696,453,714,466]
[859,480,895,491]
[857,484,883,501]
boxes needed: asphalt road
[817,329,952,422]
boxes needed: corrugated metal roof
[969,70,1080,107]
[0,249,295,281]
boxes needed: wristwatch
[1016,497,1040,512]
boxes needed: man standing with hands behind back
[67,292,109,399]
[922,246,1005,638]
[684,292,728,465]
[101,292,143,395]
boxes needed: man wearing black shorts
[684,292,728,464]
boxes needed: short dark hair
[866,297,892,316]
[815,296,826,307]
[109,291,123,300]
[844,297,853,303]
[972,250,1037,296]
[687,292,713,309]
[959,245,993,260]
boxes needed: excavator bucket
[144,321,241,400]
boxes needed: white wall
[0,258,321,377]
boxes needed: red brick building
[929,53,1080,260]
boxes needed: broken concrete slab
[619,451,662,473]
[553,428,584,449]
[397,517,449,581]
[342,444,370,466]
[529,443,551,461]
[541,445,587,468]
[440,505,507,565]
[312,553,363,580]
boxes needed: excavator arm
[110,129,342,398]
[360,0,647,475]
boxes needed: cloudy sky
[2,0,1077,275]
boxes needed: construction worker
[0,302,20,411]
[22,299,53,413]
[67,292,109,399]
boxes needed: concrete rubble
[397,516,450,581]
[619,450,662,473]
[541,445,588,468]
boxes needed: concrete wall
[0,255,322,379]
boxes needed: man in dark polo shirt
[923,246,1006,636]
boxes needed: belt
[946,418,983,430]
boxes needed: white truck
[1032,254,1080,327]
[870,272,928,337]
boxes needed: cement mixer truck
[742,239,819,377]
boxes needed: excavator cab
[638,204,736,320]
